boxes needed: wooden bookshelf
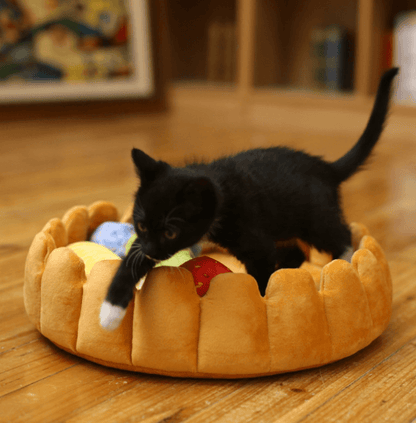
[167,0,416,124]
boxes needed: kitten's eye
[165,229,177,240]
[137,222,147,233]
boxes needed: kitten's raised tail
[331,67,399,182]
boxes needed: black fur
[105,68,398,310]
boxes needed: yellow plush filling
[67,241,121,275]
[67,241,194,278]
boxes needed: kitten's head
[131,148,219,261]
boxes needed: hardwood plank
[0,250,26,292]
[0,364,203,423]
[0,360,135,423]
[0,328,41,356]
[0,339,77,397]
[66,378,251,423]
[1,286,24,326]
[297,342,416,422]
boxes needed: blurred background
[167,0,416,99]
[1,0,416,106]
[1,0,416,255]
[0,0,416,111]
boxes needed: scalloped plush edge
[23,201,392,379]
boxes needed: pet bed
[23,201,392,379]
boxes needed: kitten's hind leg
[275,245,306,269]
[307,216,353,264]
[244,259,276,297]
[338,245,354,263]
[229,237,278,297]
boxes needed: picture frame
[0,0,168,119]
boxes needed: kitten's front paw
[99,300,127,331]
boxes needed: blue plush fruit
[90,222,135,258]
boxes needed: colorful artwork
[0,0,135,84]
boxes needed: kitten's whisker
[128,242,160,282]
[132,249,143,282]
[126,253,134,268]
[126,243,144,270]
[132,255,139,282]
[128,244,141,255]
[139,253,145,266]
[126,248,138,267]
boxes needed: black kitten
[100,68,398,330]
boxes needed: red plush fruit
[180,256,232,296]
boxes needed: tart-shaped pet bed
[24,201,392,379]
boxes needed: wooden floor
[2,93,416,423]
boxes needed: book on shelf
[310,26,327,90]
[310,24,354,92]
[393,11,416,104]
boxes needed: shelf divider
[236,0,256,100]
[355,0,375,96]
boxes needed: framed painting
[0,0,157,104]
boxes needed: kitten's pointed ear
[131,148,168,185]
[131,148,157,174]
